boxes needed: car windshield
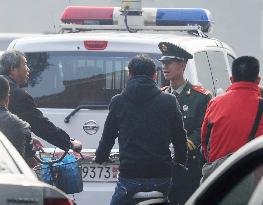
[25,51,193,108]
[0,141,21,174]
[217,164,263,205]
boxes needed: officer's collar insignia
[192,85,211,95]
[183,105,189,111]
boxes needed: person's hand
[70,139,82,153]
[92,156,98,163]
[32,137,44,152]
[92,156,103,164]
[187,138,196,151]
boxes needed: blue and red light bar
[61,6,214,33]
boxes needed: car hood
[186,136,263,205]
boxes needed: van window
[227,54,235,67]
[25,52,165,108]
[194,51,215,95]
[207,51,231,93]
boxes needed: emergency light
[61,6,214,33]
[156,8,213,33]
[61,6,114,25]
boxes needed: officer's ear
[183,62,187,71]
[179,61,187,71]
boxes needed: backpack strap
[205,121,213,162]
[248,98,263,142]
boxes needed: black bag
[169,163,188,204]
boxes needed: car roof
[8,32,235,54]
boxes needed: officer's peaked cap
[158,42,193,62]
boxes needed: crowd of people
[0,42,262,205]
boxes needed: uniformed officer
[158,42,212,204]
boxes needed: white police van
[7,1,236,204]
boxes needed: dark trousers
[169,154,202,204]
[110,177,171,205]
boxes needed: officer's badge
[186,89,191,96]
[183,105,188,111]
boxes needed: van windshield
[26,51,179,108]
[25,51,194,108]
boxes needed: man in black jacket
[0,50,81,152]
[95,54,187,205]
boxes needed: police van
[7,2,236,204]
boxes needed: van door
[194,50,231,96]
[206,50,231,95]
[194,51,216,95]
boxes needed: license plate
[81,163,119,182]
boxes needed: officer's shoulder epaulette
[192,85,211,95]
[161,86,169,92]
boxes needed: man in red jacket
[201,56,263,182]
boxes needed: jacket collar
[171,81,191,95]
[227,82,259,93]
[4,75,19,88]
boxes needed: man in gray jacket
[0,75,35,163]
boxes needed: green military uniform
[163,81,212,203]
[163,82,212,147]
[158,41,212,204]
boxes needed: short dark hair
[0,75,9,101]
[232,56,259,82]
[128,54,156,77]
[0,50,25,75]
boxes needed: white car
[0,131,73,205]
[6,3,237,205]
[186,136,263,205]
[0,33,40,51]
